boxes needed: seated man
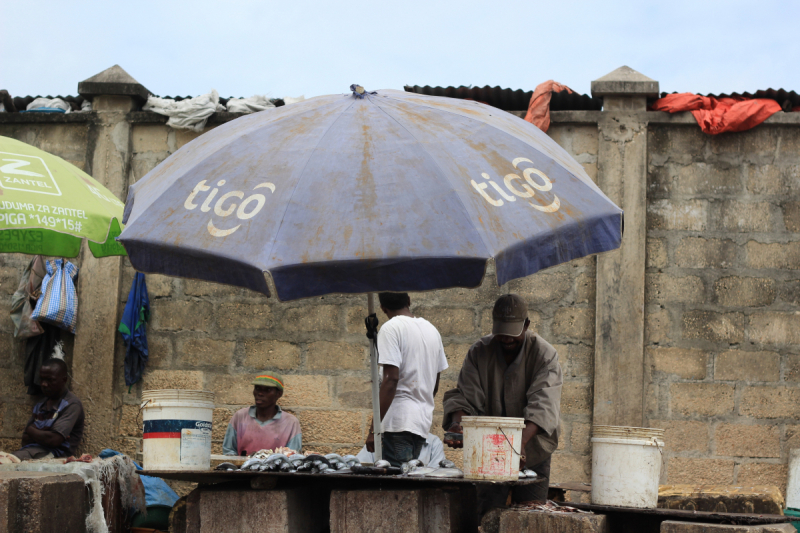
[356,432,446,466]
[13,358,85,460]
[222,372,301,456]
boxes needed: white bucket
[462,416,525,481]
[141,390,215,471]
[591,425,664,508]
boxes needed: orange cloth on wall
[651,93,782,135]
[524,80,574,133]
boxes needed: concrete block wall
[645,125,800,493]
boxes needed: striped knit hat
[252,372,284,391]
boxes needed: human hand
[518,455,527,471]
[443,423,464,448]
[365,431,375,453]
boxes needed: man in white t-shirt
[356,433,446,466]
[364,292,449,467]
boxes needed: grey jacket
[442,331,563,466]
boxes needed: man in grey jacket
[442,293,563,504]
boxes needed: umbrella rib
[366,93,494,259]
[264,98,359,268]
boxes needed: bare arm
[433,373,441,396]
[24,425,65,448]
[379,365,399,421]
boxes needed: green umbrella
[0,135,126,257]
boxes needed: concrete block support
[592,66,658,427]
[330,489,461,533]
[0,471,88,533]
[660,521,795,533]
[482,508,608,533]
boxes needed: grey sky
[2,0,797,101]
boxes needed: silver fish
[424,468,464,478]
[265,453,290,464]
[438,459,455,469]
[374,460,391,468]
[523,469,537,478]
[325,453,344,462]
[279,463,294,472]
[341,455,359,464]
[407,466,437,477]
[287,454,305,462]
[241,458,263,470]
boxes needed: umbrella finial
[350,84,376,99]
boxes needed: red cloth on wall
[524,80,574,133]
[651,93,782,135]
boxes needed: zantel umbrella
[0,136,126,257]
[119,89,622,300]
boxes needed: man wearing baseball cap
[442,294,562,504]
[222,372,302,456]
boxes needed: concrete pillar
[330,489,461,533]
[591,66,659,427]
[71,66,149,453]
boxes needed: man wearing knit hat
[222,372,302,456]
[442,294,562,505]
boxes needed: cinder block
[647,347,707,379]
[414,307,475,337]
[745,241,800,270]
[647,238,668,269]
[667,458,735,485]
[718,201,773,233]
[217,303,273,329]
[492,508,608,533]
[670,383,735,417]
[552,308,594,341]
[330,488,461,533]
[647,199,708,231]
[715,350,779,382]
[506,271,571,305]
[142,370,204,391]
[682,311,744,343]
[740,386,800,419]
[650,420,709,453]
[281,305,340,334]
[560,382,592,415]
[177,338,234,367]
[298,410,361,444]
[658,484,784,514]
[747,313,800,346]
[714,277,776,308]
[675,237,737,269]
[279,375,332,408]
[3,471,88,533]
[646,274,705,304]
[715,424,780,458]
[661,520,795,532]
[243,340,300,370]
[306,342,367,370]
[737,463,789,496]
[197,487,328,533]
[151,300,213,331]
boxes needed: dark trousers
[381,431,426,467]
[12,445,53,460]
[476,455,552,516]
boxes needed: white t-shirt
[378,315,448,438]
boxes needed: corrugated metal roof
[11,95,87,112]
[403,85,602,112]
[661,89,800,111]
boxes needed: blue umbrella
[118,89,622,301]
[119,88,622,461]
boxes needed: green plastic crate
[784,507,800,532]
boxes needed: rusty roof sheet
[404,85,602,112]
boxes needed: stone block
[740,386,800,419]
[143,370,204,391]
[550,452,591,483]
[682,311,744,343]
[747,163,800,196]
[670,383,734,417]
[675,237,738,269]
[647,347,707,379]
[2,403,33,437]
[12,472,88,533]
[177,338,235,367]
[552,308,594,341]
[783,201,800,232]
[216,303,273,329]
[715,424,780,458]
[281,305,340,333]
[147,334,174,368]
[787,355,800,382]
[714,277,776,308]
[443,343,472,374]
[646,274,705,304]
[306,341,367,370]
[564,344,593,378]
[650,420,709,453]
[330,488,461,533]
[747,312,800,345]
[183,279,243,297]
[297,410,362,443]
[715,350,779,382]
[561,382,592,415]
[143,273,173,298]
[207,373,253,405]
[335,377,372,408]
[778,280,800,305]
[786,425,800,449]
[212,407,232,440]
[667,458,735,485]
[243,340,300,370]
[151,300,213,331]
[434,379,458,414]
[118,404,142,437]
[196,487,328,533]
[345,306,369,334]
[646,307,672,344]
[414,307,475,337]
[647,238,668,269]
[280,375,332,408]
[745,241,800,270]
[737,463,789,497]
[132,124,169,153]
[410,287,479,306]
[648,200,708,231]
[495,508,608,533]
[674,163,743,196]
[718,201,773,233]
[507,271,572,304]
[574,272,596,305]
[175,128,209,148]
[570,422,591,454]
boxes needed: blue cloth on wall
[119,272,150,386]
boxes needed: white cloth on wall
[143,90,225,132]
[226,95,275,114]
[27,98,71,113]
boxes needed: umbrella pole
[368,293,383,462]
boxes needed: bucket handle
[653,437,663,456]
[137,399,152,434]
[498,428,523,457]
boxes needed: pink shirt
[225,406,302,455]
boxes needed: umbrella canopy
[0,136,126,258]
[119,89,621,300]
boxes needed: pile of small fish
[402,459,464,478]
[217,453,361,474]
[512,500,589,513]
